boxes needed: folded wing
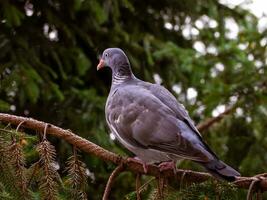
[106,84,215,163]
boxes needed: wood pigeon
[97,48,240,181]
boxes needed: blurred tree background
[0,0,267,199]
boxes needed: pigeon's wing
[140,82,200,133]
[106,85,213,162]
[140,82,219,159]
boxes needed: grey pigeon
[97,48,240,181]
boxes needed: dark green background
[0,0,266,199]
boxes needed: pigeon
[97,47,240,181]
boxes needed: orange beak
[97,59,105,71]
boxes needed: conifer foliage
[0,127,90,199]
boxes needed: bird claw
[158,161,176,174]
[127,157,148,173]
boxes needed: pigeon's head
[97,48,130,72]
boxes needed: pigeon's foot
[127,157,148,173]
[158,161,176,174]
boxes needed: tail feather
[199,159,240,181]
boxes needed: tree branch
[102,163,125,200]
[0,113,267,193]
[196,105,236,132]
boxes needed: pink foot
[127,157,148,173]
[158,161,176,174]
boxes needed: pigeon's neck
[112,64,134,85]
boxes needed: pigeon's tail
[198,159,240,181]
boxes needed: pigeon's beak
[97,59,105,71]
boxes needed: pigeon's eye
[104,53,109,57]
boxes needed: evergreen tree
[0,0,266,199]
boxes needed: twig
[157,174,165,199]
[27,161,41,187]
[4,123,11,129]
[136,173,142,200]
[1,113,267,192]
[139,177,155,192]
[246,176,266,200]
[0,128,14,134]
[43,123,48,140]
[180,170,187,190]
[16,121,25,132]
[256,191,263,200]
[247,178,259,200]
[197,105,236,132]
[102,163,125,200]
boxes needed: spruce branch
[36,135,59,200]
[65,148,88,200]
[0,132,22,199]
[8,139,28,198]
[1,113,267,197]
